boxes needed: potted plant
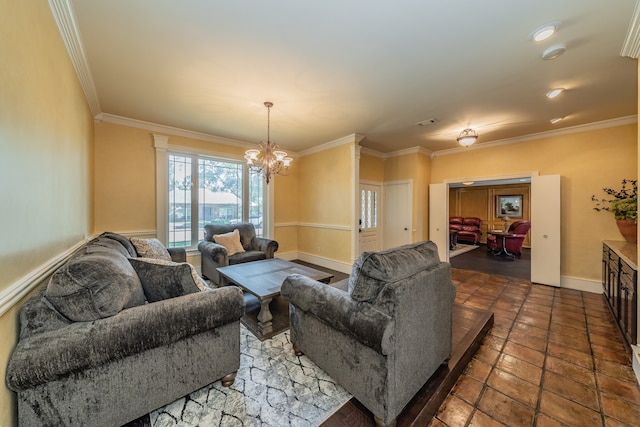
[592,179,638,243]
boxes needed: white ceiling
[67,0,638,154]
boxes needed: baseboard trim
[559,276,601,294]
[0,238,89,317]
[277,251,352,274]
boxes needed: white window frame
[154,134,272,248]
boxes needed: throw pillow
[129,257,206,302]
[213,229,245,256]
[45,251,146,321]
[130,237,172,261]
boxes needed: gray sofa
[198,223,278,286]
[281,241,455,427]
[6,232,245,427]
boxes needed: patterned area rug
[149,325,352,426]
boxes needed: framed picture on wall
[496,195,523,217]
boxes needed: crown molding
[386,146,432,158]
[432,115,638,158]
[48,0,101,116]
[97,113,257,149]
[621,0,640,58]
[360,147,386,158]
[359,145,432,159]
[297,133,364,157]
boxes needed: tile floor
[431,268,640,427]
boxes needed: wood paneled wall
[449,183,531,246]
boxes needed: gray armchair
[281,241,455,427]
[198,223,278,286]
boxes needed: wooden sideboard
[602,241,638,352]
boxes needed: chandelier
[245,102,292,184]
[456,128,479,147]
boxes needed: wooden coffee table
[217,259,334,340]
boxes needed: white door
[359,183,382,253]
[531,174,561,286]
[429,183,449,261]
[383,181,412,249]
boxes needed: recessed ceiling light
[546,88,565,99]
[542,44,566,60]
[530,24,558,42]
[550,117,563,124]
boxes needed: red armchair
[487,220,531,257]
[449,217,482,244]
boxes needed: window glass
[168,153,263,248]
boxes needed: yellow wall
[274,162,299,256]
[360,152,385,182]
[0,1,94,425]
[431,124,637,281]
[297,144,353,263]
[94,122,248,235]
[384,151,432,241]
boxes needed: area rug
[149,325,352,426]
[449,243,479,258]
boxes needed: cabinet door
[620,262,637,345]
[609,251,620,318]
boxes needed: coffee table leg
[257,297,273,334]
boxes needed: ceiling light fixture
[462,181,475,186]
[245,102,293,184]
[456,128,479,147]
[550,117,563,124]
[546,88,565,99]
[529,23,558,42]
[541,44,566,60]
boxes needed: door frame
[440,171,560,287]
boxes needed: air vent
[417,118,438,126]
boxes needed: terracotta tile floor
[431,268,640,427]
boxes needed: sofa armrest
[198,240,228,265]
[6,286,245,391]
[281,274,393,354]
[251,237,279,258]
[168,247,187,263]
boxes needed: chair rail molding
[0,238,88,317]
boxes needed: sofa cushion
[130,237,172,261]
[129,258,206,302]
[45,252,146,321]
[213,229,245,256]
[86,236,132,258]
[100,232,138,257]
[348,241,441,303]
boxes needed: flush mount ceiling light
[550,117,564,124]
[529,23,558,42]
[542,44,566,60]
[456,128,478,147]
[462,181,475,186]
[546,88,565,99]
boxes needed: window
[167,153,263,248]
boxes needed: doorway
[430,173,561,287]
